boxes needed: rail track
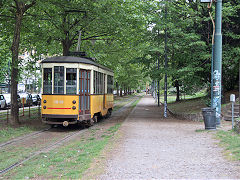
[0,95,141,176]
[0,127,51,149]
[0,128,88,175]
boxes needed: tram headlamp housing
[43,100,47,103]
[43,106,46,109]
[72,100,76,104]
[72,106,76,110]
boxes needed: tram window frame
[107,75,113,94]
[54,66,64,94]
[99,73,102,94]
[95,71,98,94]
[66,68,77,94]
[93,71,108,95]
[43,68,52,94]
[94,71,96,94]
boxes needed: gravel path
[99,95,240,179]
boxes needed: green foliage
[0,0,239,99]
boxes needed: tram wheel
[84,119,94,128]
[93,116,98,123]
[106,109,112,118]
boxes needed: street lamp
[201,0,222,126]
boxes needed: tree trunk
[10,1,36,126]
[10,4,25,125]
[239,61,240,115]
[62,38,72,56]
[175,80,180,102]
[116,82,119,96]
[120,88,122,97]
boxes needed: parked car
[19,93,33,106]
[2,94,22,108]
[32,94,41,106]
[0,94,7,109]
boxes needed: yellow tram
[40,56,114,126]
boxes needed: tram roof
[41,56,113,72]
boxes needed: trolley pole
[164,1,168,118]
[212,0,222,126]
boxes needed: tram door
[79,70,91,115]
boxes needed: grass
[0,146,35,170]
[0,126,35,143]
[113,94,142,112]
[158,90,207,104]
[3,123,122,179]
[195,129,206,133]
[168,97,206,114]
[216,130,240,161]
[131,95,143,108]
[157,90,208,114]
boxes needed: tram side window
[43,68,52,94]
[99,73,102,94]
[94,71,98,94]
[54,66,64,94]
[107,75,113,94]
[94,71,105,94]
[97,72,100,94]
[66,68,77,94]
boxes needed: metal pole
[232,101,234,129]
[212,0,222,126]
[239,61,240,116]
[158,54,160,107]
[164,1,168,118]
[210,45,214,107]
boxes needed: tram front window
[66,68,77,94]
[54,66,64,94]
[43,68,52,94]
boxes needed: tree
[1,0,36,125]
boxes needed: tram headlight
[43,100,47,103]
[43,106,46,109]
[72,100,76,104]
[72,106,76,110]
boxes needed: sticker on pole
[213,86,220,92]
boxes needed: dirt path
[98,95,240,179]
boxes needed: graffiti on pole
[213,70,221,118]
